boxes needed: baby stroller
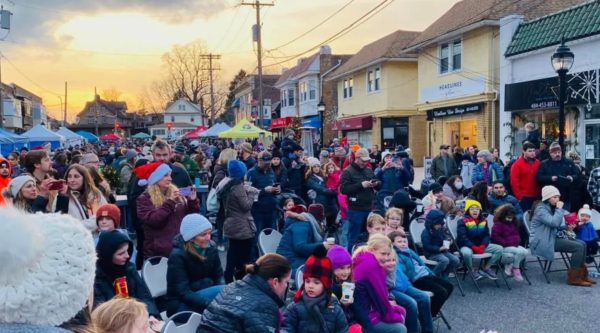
[275,191,306,233]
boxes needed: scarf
[385,270,396,291]
[193,243,209,257]
[301,291,330,333]
[301,212,324,243]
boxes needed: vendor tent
[0,128,29,157]
[131,132,151,139]
[100,133,121,141]
[218,119,270,138]
[76,131,99,143]
[183,126,207,139]
[56,127,83,148]
[199,123,231,137]
[22,125,65,149]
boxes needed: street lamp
[551,39,574,157]
[318,99,326,146]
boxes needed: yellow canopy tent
[218,118,271,138]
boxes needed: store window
[345,130,372,149]
[585,123,600,173]
[381,118,408,150]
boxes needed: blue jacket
[421,209,450,257]
[394,246,434,282]
[242,157,257,171]
[281,138,295,155]
[282,296,349,333]
[375,166,411,193]
[456,214,490,248]
[112,156,127,170]
[246,166,277,212]
[488,191,523,221]
[391,246,413,291]
[576,223,599,242]
[472,162,504,186]
[306,174,338,216]
[276,213,322,272]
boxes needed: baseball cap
[258,151,272,161]
[440,144,450,150]
[355,148,371,161]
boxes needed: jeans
[411,275,453,317]
[391,287,433,333]
[584,240,599,256]
[340,219,349,249]
[225,238,254,283]
[502,246,528,268]
[176,285,226,312]
[460,244,503,269]
[554,237,587,268]
[427,252,460,277]
[251,209,276,260]
[373,322,407,333]
[347,210,371,253]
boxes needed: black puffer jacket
[283,156,306,196]
[282,296,348,333]
[536,157,579,203]
[340,162,381,211]
[199,274,286,333]
[166,234,225,316]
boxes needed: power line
[221,7,253,55]
[1,52,63,96]
[211,5,242,54]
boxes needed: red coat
[510,156,541,200]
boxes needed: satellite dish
[75,117,80,125]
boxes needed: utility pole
[64,82,68,127]
[242,1,274,129]
[94,87,100,136]
[208,54,221,127]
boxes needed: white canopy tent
[55,127,83,148]
[199,123,231,137]
[22,124,66,149]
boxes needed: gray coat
[529,202,565,261]
[217,177,256,240]
[282,297,349,333]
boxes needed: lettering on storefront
[431,103,483,118]
[422,77,486,102]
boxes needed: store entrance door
[447,120,477,149]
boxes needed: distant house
[129,111,164,136]
[2,82,47,134]
[148,98,205,139]
[68,95,133,137]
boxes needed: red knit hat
[96,204,121,228]
[294,245,334,305]
[308,203,325,222]
[133,162,172,186]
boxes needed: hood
[425,209,446,229]
[215,177,237,198]
[119,159,131,167]
[391,191,416,212]
[96,230,134,280]
[284,211,308,229]
[0,157,11,183]
[173,233,185,249]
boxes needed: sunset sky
[0,0,460,121]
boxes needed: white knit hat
[6,176,35,197]
[180,214,212,242]
[579,204,592,221]
[0,206,96,326]
[541,185,560,202]
[308,157,321,168]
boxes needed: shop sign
[332,116,373,131]
[251,106,258,118]
[421,77,486,102]
[423,157,433,181]
[430,103,483,118]
[505,68,600,112]
[270,117,292,128]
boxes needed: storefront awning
[270,117,293,129]
[302,116,321,128]
[332,116,373,131]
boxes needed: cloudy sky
[0,0,459,120]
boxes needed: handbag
[207,188,220,212]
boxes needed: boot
[567,268,592,287]
[581,265,597,285]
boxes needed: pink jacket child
[326,167,348,220]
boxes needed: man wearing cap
[340,148,381,252]
[422,182,455,216]
[239,142,257,171]
[82,153,100,169]
[430,144,457,181]
[536,142,580,212]
[174,142,200,179]
[101,146,114,166]
[283,143,306,198]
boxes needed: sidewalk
[413,167,425,190]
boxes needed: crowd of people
[1,122,600,333]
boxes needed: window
[309,80,317,100]
[102,117,107,124]
[281,91,287,108]
[343,77,354,99]
[89,106,94,113]
[287,88,295,106]
[374,68,381,91]
[190,116,195,122]
[367,68,381,93]
[439,40,462,74]
[299,81,307,102]
[88,116,94,124]
[171,116,175,122]
[153,129,166,136]
[178,104,186,111]
[101,106,106,115]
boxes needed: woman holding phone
[136,162,200,259]
[375,152,411,194]
[53,164,107,237]
[2,175,56,213]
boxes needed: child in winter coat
[421,209,460,278]
[490,204,528,282]
[326,161,348,247]
[385,207,405,236]
[94,203,137,264]
[282,246,349,333]
[283,198,295,219]
[576,205,599,264]
[328,245,375,333]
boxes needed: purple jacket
[353,251,405,326]
[490,217,521,248]
[137,192,200,259]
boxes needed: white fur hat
[579,204,592,221]
[0,207,96,326]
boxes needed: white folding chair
[258,228,282,255]
[296,264,305,289]
[421,290,451,330]
[162,312,202,333]
[142,257,169,320]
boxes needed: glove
[471,245,485,254]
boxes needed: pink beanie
[327,245,352,270]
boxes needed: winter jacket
[510,156,541,200]
[136,192,200,259]
[52,193,107,238]
[536,157,579,203]
[242,157,257,171]
[276,212,324,273]
[488,192,523,221]
[375,165,411,193]
[524,129,541,149]
[490,217,521,248]
[273,165,289,189]
[529,202,565,261]
[120,160,134,193]
[51,162,66,179]
[442,183,464,201]
[282,296,348,333]
[456,214,490,248]
[246,166,278,212]
[281,138,295,155]
[422,193,455,216]
[103,153,114,166]
[331,282,375,333]
[211,164,228,226]
[472,162,504,186]
[216,178,256,240]
[588,166,600,207]
[394,246,434,282]
[430,154,458,181]
[421,210,450,257]
[112,156,127,171]
[283,156,306,196]
[575,222,599,242]
[179,154,200,179]
[459,161,475,190]
[166,235,225,316]
[340,162,381,211]
[23,196,50,213]
[307,174,338,216]
[389,190,417,213]
[199,274,286,333]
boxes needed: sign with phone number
[530,101,558,109]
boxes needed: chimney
[320,45,331,55]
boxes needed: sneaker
[504,264,514,277]
[447,272,456,278]
[585,256,595,264]
[470,270,484,281]
[482,268,498,280]
[217,245,226,252]
[513,268,523,282]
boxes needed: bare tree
[101,86,123,101]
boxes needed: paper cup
[327,237,335,244]
[342,282,355,300]
[443,240,450,248]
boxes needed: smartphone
[273,183,280,187]
[370,180,377,184]
[179,187,192,196]
[48,180,65,191]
